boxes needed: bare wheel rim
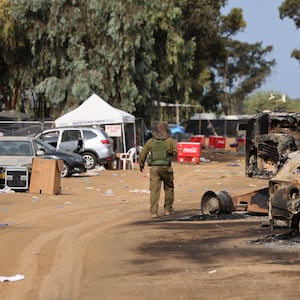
[61,163,69,177]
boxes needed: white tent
[55,93,136,153]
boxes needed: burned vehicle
[245,111,300,179]
[200,111,300,234]
[200,149,300,235]
[268,150,300,235]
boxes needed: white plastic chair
[119,147,136,170]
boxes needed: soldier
[139,121,178,218]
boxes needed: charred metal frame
[200,111,300,234]
[245,112,300,179]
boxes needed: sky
[223,0,300,99]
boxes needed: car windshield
[33,138,57,152]
[0,141,33,156]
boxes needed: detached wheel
[201,190,234,215]
[61,162,71,178]
[82,152,97,170]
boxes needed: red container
[209,136,226,149]
[190,135,205,149]
[237,137,246,152]
[208,136,216,148]
[177,142,201,163]
[236,137,246,145]
[214,137,226,149]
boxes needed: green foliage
[279,0,300,65]
[279,0,300,28]
[244,91,291,114]
[0,0,293,122]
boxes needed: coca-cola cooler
[177,142,201,163]
[208,136,226,149]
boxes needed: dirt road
[1,152,300,299]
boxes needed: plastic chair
[119,147,136,170]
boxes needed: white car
[0,136,86,179]
[36,127,115,169]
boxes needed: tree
[244,91,294,114]
[279,0,300,64]
[202,7,275,115]
[0,0,32,111]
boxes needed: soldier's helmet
[151,121,171,140]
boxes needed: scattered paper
[129,189,150,194]
[104,189,115,196]
[0,274,25,282]
[0,186,15,194]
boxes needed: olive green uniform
[139,136,177,216]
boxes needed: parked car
[0,136,86,178]
[168,124,186,141]
[36,127,115,169]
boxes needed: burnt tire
[82,152,97,170]
[201,190,234,215]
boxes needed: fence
[0,121,55,136]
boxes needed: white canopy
[55,93,135,127]
[54,93,136,153]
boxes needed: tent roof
[55,94,135,127]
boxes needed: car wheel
[61,162,71,178]
[82,152,97,170]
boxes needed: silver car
[0,136,86,179]
[36,127,115,169]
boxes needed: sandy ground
[1,150,300,300]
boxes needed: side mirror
[36,149,45,156]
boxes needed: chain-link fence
[0,121,55,137]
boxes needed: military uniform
[139,122,177,218]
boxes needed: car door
[59,130,83,153]
[39,130,60,148]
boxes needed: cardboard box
[29,158,64,195]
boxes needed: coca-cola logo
[182,147,198,153]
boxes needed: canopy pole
[122,123,126,153]
[133,121,137,162]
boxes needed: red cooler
[208,136,216,148]
[237,136,246,152]
[190,135,205,149]
[177,142,201,163]
[209,135,226,149]
[214,136,226,149]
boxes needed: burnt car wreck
[246,111,300,179]
[200,111,300,235]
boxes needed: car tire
[82,152,97,170]
[61,162,71,178]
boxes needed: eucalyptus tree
[279,0,300,65]
[203,7,275,115]
[0,0,32,111]
[220,40,275,114]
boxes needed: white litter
[129,189,150,194]
[0,186,15,194]
[0,274,25,282]
[104,189,115,196]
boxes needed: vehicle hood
[270,150,300,183]
[0,156,32,167]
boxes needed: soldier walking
[139,121,178,218]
